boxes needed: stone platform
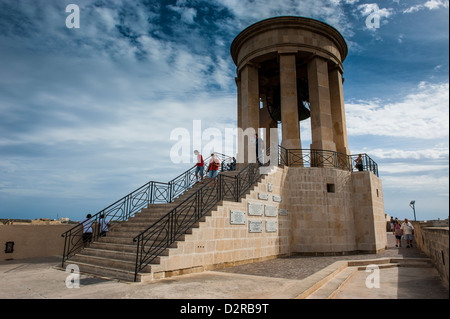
[0,233,447,299]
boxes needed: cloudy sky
[0,0,448,222]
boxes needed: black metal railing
[133,162,261,281]
[266,145,378,177]
[61,153,234,266]
[62,142,379,279]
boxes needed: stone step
[89,241,178,253]
[82,246,170,261]
[97,234,187,245]
[65,166,260,282]
[64,260,151,282]
[306,267,357,299]
[70,254,153,272]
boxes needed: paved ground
[218,232,427,280]
[0,233,448,300]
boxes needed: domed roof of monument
[230,16,348,66]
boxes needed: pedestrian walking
[99,214,110,237]
[206,152,221,186]
[80,214,93,247]
[194,150,204,183]
[400,218,415,248]
[393,221,403,248]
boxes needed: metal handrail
[274,145,378,177]
[61,152,234,266]
[62,142,379,278]
[132,162,261,281]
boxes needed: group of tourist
[390,217,415,248]
[80,214,110,246]
[194,150,236,186]
[79,151,236,245]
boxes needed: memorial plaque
[258,193,269,200]
[265,205,277,217]
[273,195,282,202]
[279,209,288,216]
[267,183,273,192]
[249,220,263,233]
[248,203,263,216]
[230,210,246,225]
[266,221,277,232]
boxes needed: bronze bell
[265,77,310,123]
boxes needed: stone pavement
[0,233,448,299]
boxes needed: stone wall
[0,224,72,261]
[288,167,386,254]
[151,166,291,279]
[352,171,386,252]
[412,221,449,288]
[151,165,387,278]
[288,167,357,254]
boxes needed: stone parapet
[412,221,449,288]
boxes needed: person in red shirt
[194,150,204,183]
[207,152,221,186]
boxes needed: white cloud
[403,0,449,13]
[380,163,448,174]
[382,174,449,192]
[167,4,197,24]
[210,0,356,37]
[346,81,449,139]
[358,3,394,18]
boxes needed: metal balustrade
[61,145,379,281]
[61,153,234,265]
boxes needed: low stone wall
[412,221,449,288]
[0,224,72,261]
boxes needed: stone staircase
[64,170,265,282]
[304,258,433,299]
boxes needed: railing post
[134,236,140,282]
[235,175,239,202]
[61,233,68,267]
[286,148,289,166]
[150,184,155,204]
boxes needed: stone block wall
[0,224,72,261]
[352,171,386,252]
[152,165,387,278]
[151,166,291,278]
[287,167,357,254]
[412,221,449,288]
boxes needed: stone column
[279,53,301,150]
[239,63,259,165]
[328,67,350,156]
[259,98,278,165]
[308,56,336,153]
[235,76,243,168]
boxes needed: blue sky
[0,0,448,222]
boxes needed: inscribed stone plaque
[230,210,246,225]
[249,220,263,233]
[248,203,263,216]
[267,183,273,192]
[266,221,277,232]
[258,193,269,200]
[265,205,277,217]
[272,195,282,202]
[279,209,288,216]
